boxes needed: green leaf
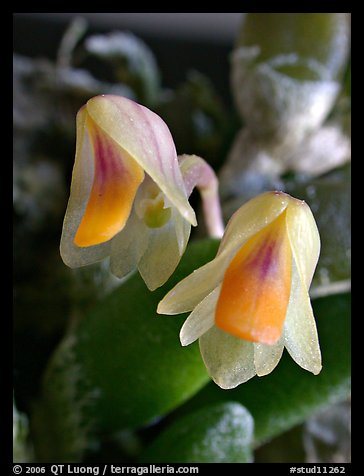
[32,239,220,462]
[173,292,351,447]
[32,237,350,462]
[139,402,254,463]
[75,240,220,432]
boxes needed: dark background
[13,13,243,106]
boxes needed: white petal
[157,251,232,315]
[199,326,256,389]
[86,95,196,226]
[138,209,191,291]
[180,286,221,346]
[173,207,192,255]
[284,259,322,375]
[60,107,111,267]
[217,191,290,256]
[286,198,320,288]
[110,210,148,279]
[254,339,284,377]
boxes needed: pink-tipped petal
[86,95,197,227]
[74,115,145,247]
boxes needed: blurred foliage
[235,13,349,76]
[156,71,237,169]
[31,240,217,462]
[285,165,351,295]
[14,14,350,464]
[252,399,351,463]
[31,241,350,462]
[139,403,254,463]
[304,401,351,463]
[220,13,350,201]
[13,399,33,463]
[82,30,160,105]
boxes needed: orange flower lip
[215,211,292,345]
[74,116,144,247]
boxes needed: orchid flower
[158,191,322,389]
[60,95,223,290]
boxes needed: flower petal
[110,210,149,279]
[86,95,197,226]
[180,286,221,346]
[179,154,224,238]
[215,211,292,345]
[199,326,256,389]
[253,339,284,376]
[60,107,111,267]
[286,198,320,288]
[217,191,290,256]
[74,114,145,247]
[173,207,192,256]
[138,208,191,291]
[157,252,232,315]
[284,259,322,375]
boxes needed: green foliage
[32,240,218,461]
[32,239,350,461]
[139,402,254,463]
